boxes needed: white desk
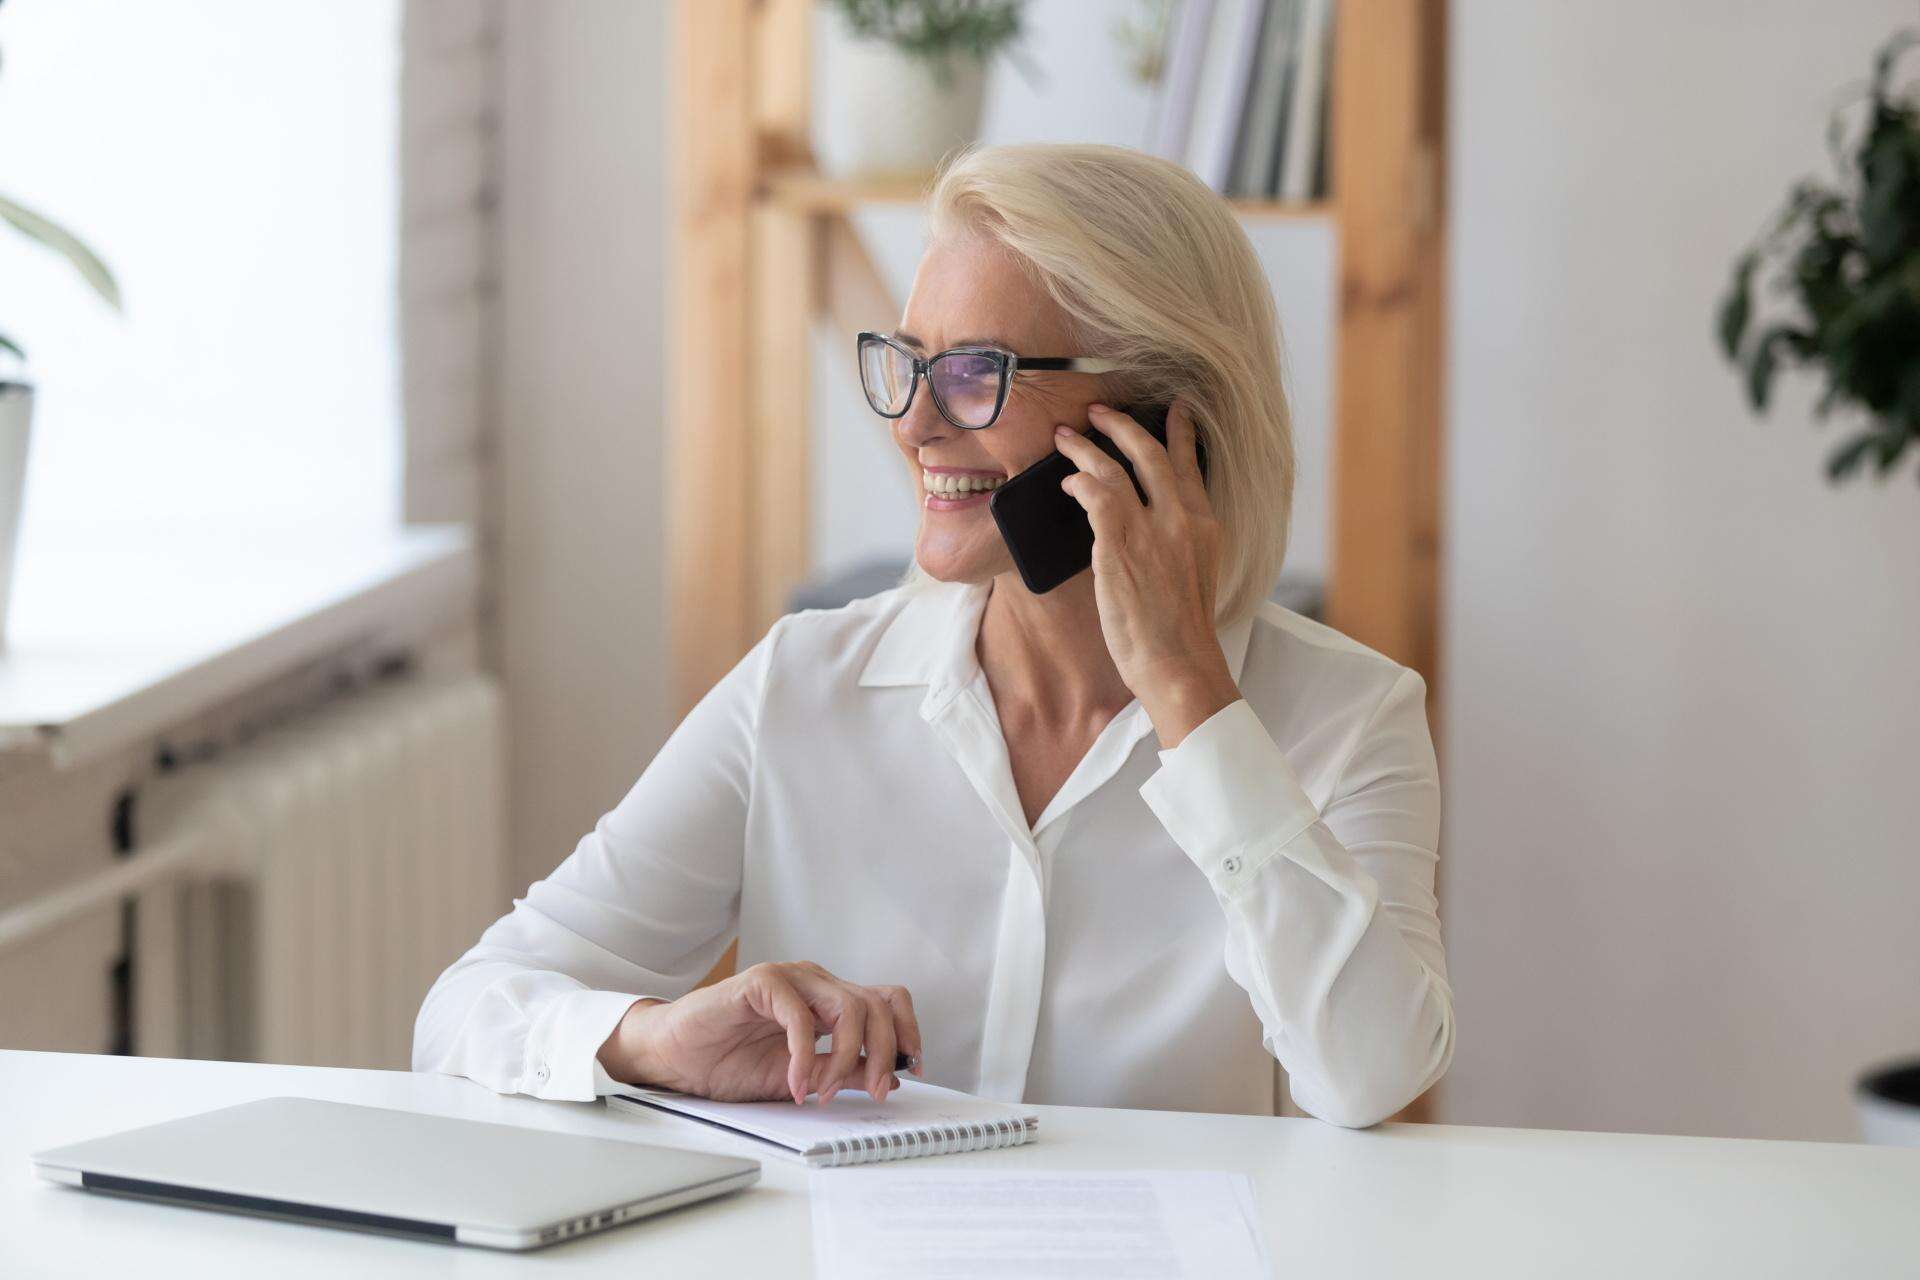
[5,1051,1916,1277]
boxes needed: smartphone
[988,402,1210,595]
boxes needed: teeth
[923,472,1005,497]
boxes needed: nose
[893,380,954,450]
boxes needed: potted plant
[1716,30,1920,1147]
[0,31,122,649]
[813,0,1034,178]
[1717,31,1920,486]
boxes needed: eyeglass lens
[860,339,914,415]
[860,339,1005,428]
[929,352,1002,427]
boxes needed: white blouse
[414,578,1455,1127]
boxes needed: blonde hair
[898,141,1295,627]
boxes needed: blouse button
[1222,855,1243,875]
[535,1064,550,1083]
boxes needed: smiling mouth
[921,471,1007,498]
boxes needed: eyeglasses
[857,330,1124,430]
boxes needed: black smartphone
[988,403,1210,595]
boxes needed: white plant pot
[0,383,31,653]
[1856,1059,1920,1147]
[812,6,988,179]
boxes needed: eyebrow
[890,330,1014,351]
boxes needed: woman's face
[891,234,1108,585]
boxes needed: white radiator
[130,673,508,1071]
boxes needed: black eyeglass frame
[856,330,1124,430]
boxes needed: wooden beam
[744,0,818,634]
[822,212,901,336]
[1327,0,1446,695]
[1328,0,1447,1125]
[748,206,818,630]
[668,0,756,718]
[752,0,814,167]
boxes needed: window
[0,1,401,540]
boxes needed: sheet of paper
[809,1168,1274,1279]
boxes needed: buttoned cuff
[524,989,649,1100]
[1139,698,1320,896]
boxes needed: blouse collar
[858,577,1257,702]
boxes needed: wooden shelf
[759,167,934,212]
[760,166,1331,223]
[1227,197,1334,222]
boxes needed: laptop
[30,1096,760,1251]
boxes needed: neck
[975,569,1135,724]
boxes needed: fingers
[745,967,816,1106]
[1086,403,1181,509]
[1051,423,1136,497]
[875,985,924,1077]
[1056,426,1138,549]
[762,964,923,1105]
[802,973,868,1105]
[859,988,898,1101]
[1164,398,1210,511]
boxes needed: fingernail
[1088,402,1108,413]
[1054,424,1071,436]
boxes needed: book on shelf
[1187,0,1269,193]
[1147,0,1336,202]
[1146,0,1215,163]
[1277,0,1333,201]
[1231,0,1300,198]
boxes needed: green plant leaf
[0,193,122,311]
[1718,252,1757,359]
[1857,109,1920,265]
[1743,327,1809,412]
[1871,426,1912,475]
[1745,332,1777,412]
[1871,29,1919,106]
[0,332,21,362]
[1826,429,1884,481]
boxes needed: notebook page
[613,1079,1038,1155]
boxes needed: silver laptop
[31,1096,760,1251]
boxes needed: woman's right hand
[596,961,923,1106]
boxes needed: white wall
[1442,0,1920,1141]
[495,1,671,889]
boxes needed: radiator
[130,673,508,1071]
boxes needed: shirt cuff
[1139,698,1320,895]
[525,988,648,1100]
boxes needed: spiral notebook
[607,1080,1039,1168]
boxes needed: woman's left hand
[1055,399,1244,749]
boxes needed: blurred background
[1,0,1916,1146]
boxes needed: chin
[912,530,1006,585]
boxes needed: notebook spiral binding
[819,1117,1032,1168]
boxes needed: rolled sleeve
[413,620,778,1103]
[1136,673,1453,1128]
[1139,698,1319,894]
[524,988,649,1100]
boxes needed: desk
[5,1051,1916,1277]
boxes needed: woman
[414,143,1453,1128]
